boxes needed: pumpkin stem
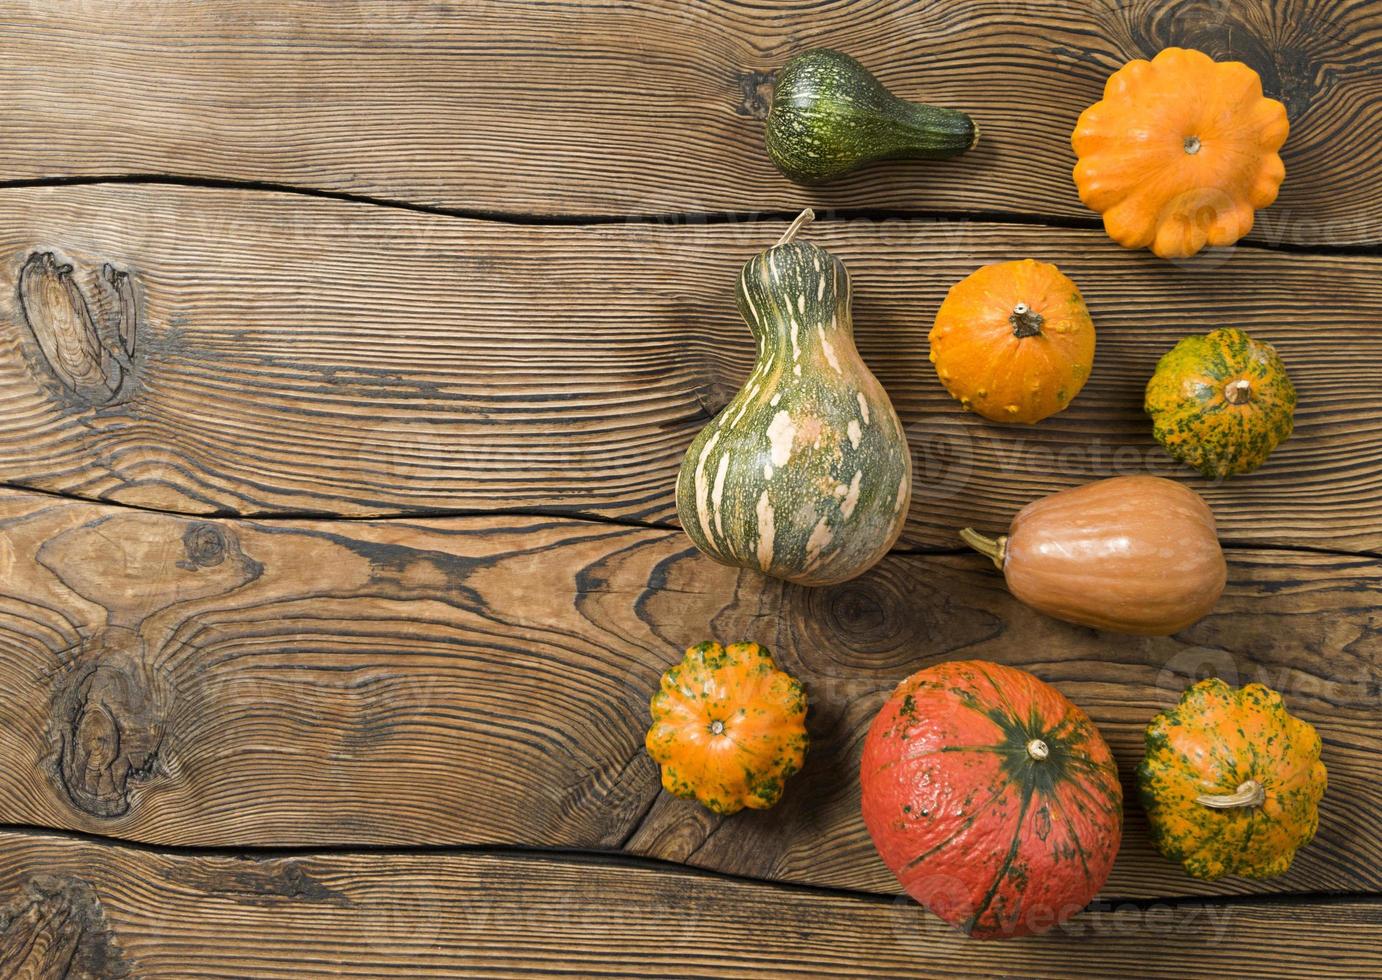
[1196,779,1266,809]
[1009,303,1044,338]
[1224,379,1252,405]
[1026,739,1050,761]
[1184,135,1202,155]
[776,208,815,246]
[959,528,1007,571]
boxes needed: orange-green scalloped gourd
[929,259,1095,424]
[645,641,807,814]
[1139,678,1325,880]
[1072,47,1289,259]
[1145,327,1295,479]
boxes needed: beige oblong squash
[961,476,1227,635]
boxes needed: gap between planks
[1,822,1376,914]
[1,174,1379,259]
[1,480,1377,562]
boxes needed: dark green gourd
[765,48,978,185]
[676,211,911,586]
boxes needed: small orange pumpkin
[929,259,1095,424]
[1072,47,1289,259]
[645,641,807,814]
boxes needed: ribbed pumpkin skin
[1145,327,1296,479]
[930,259,1095,424]
[765,48,977,185]
[1139,679,1325,879]
[676,239,911,586]
[1072,47,1289,259]
[861,660,1122,939]
[646,642,808,815]
[1003,476,1226,635]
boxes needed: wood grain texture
[1,184,1378,550]
[1,831,1379,980]
[2,3,1376,971]
[0,1,1377,246]
[0,490,1375,901]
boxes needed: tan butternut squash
[961,476,1226,635]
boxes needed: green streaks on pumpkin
[1144,327,1296,478]
[1138,678,1325,880]
[965,780,1037,936]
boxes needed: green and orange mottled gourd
[645,642,808,814]
[861,661,1123,938]
[1139,678,1325,879]
[1144,327,1295,478]
[676,210,911,586]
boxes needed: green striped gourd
[676,211,911,586]
[765,48,978,185]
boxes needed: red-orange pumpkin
[861,660,1123,939]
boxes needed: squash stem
[1009,303,1044,338]
[1196,779,1266,809]
[1224,379,1252,405]
[776,208,815,246]
[959,528,1007,571]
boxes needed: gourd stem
[1026,739,1050,761]
[1196,779,1266,809]
[959,528,1007,571]
[776,208,815,246]
[1224,379,1252,405]
[1010,303,1044,338]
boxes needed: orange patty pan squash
[1072,47,1289,259]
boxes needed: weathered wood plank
[0,1,1376,246]
[1,184,1378,550]
[0,491,1375,901]
[0,831,1379,979]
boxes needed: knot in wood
[48,629,165,818]
[182,522,228,568]
[736,69,775,119]
[17,251,139,406]
[0,874,130,977]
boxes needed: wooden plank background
[3,830,1378,979]
[0,492,1375,902]
[0,0,1378,247]
[0,185,1378,550]
[0,0,1377,976]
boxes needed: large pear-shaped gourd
[677,211,911,586]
